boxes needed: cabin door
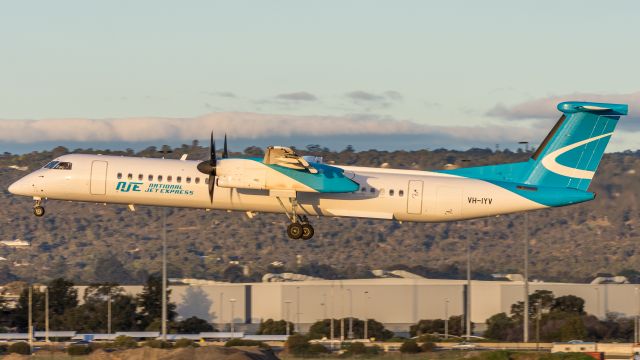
[90,160,108,195]
[407,180,424,214]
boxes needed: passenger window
[177,176,182,183]
[195,177,201,184]
[158,175,163,182]
[399,190,404,197]
[361,187,366,192]
[205,177,209,185]
[138,174,143,181]
[117,173,122,179]
[186,177,191,184]
[167,175,172,182]
[148,174,153,181]
[370,187,376,193]
[127,173,133,180]
[389,189,394,196]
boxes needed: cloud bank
[0,112,538,146]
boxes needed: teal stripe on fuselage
[248,158,359,193]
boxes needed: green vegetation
[67,344,92,355]
[308,318,394,341]
[399,339,421,353]
[258,318,294,335]
[8,341,31,355]
[483,290,633,342]
[285,334,329,357]
[225,338,270,349]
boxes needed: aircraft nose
[8,178,30,196]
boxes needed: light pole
[28,285,33,353]
[161,207,168,341]
[284,300,292,336]
[519,140,530,344]
[466,237,472,340]
[364,291,370,340]
[230,298,237,333]
[219,292,224,330]
[296,286,301,334]
[444,299,449,340]
[107,292,112,336]
[45,286,49,343]
[158,148,172,342]
[594,287,600,319]
[347,289,353,339]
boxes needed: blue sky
[1,0,639,153]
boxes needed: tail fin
[524,101,628,190]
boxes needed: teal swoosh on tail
[439,101,629,206]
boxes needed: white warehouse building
[90,277,640,335]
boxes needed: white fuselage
[9,154,547,222]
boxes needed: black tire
[301,223,314,240]
[33,206,45,217]
[287,223,303,239]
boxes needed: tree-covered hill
[1,143,639,284]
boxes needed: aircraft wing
[263,146,318,174]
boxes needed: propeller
[197,132,217,202]
[197,133,230,203]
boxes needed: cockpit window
[54,162,72,170]
[44,161,59,169]
[43,161,72,170]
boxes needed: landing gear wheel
[301,223,314,240]
[287,223,303,239]
[33,206,45,217]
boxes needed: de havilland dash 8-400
[8,101,629,240]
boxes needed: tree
[47,278,78,317]
[399,339,421,353]
[511,290,555,321]
[176,316,214,334]
[552,295,585,315]
[484,313,515,340]
[257,319,293,335]
[136,274,176,329]
[410,319,445,336]
[307,318,393,340]
[560,316,587,341]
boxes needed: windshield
[43,161,72,170]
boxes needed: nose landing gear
[33,199,45,217]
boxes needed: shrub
[0,344,8,355]
[346,342,367,355]
[366,345,382,355]
[421,341,436,352]
[175,338,199,348]
[144,339,173,349]
[68,344,92,355]
[112,335,138,349]
[285,334,328,356]
[8,342,30,355]
[399,339,421,353]
[225,338,270,349]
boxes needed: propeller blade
[223,134,229,159]
[208,174,215,203]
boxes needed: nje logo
[116,181,143,192]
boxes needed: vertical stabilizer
[524,101,628,190]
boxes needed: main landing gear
[287,216,314,240]
[33,199,45,217]
[277,195,315,240]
